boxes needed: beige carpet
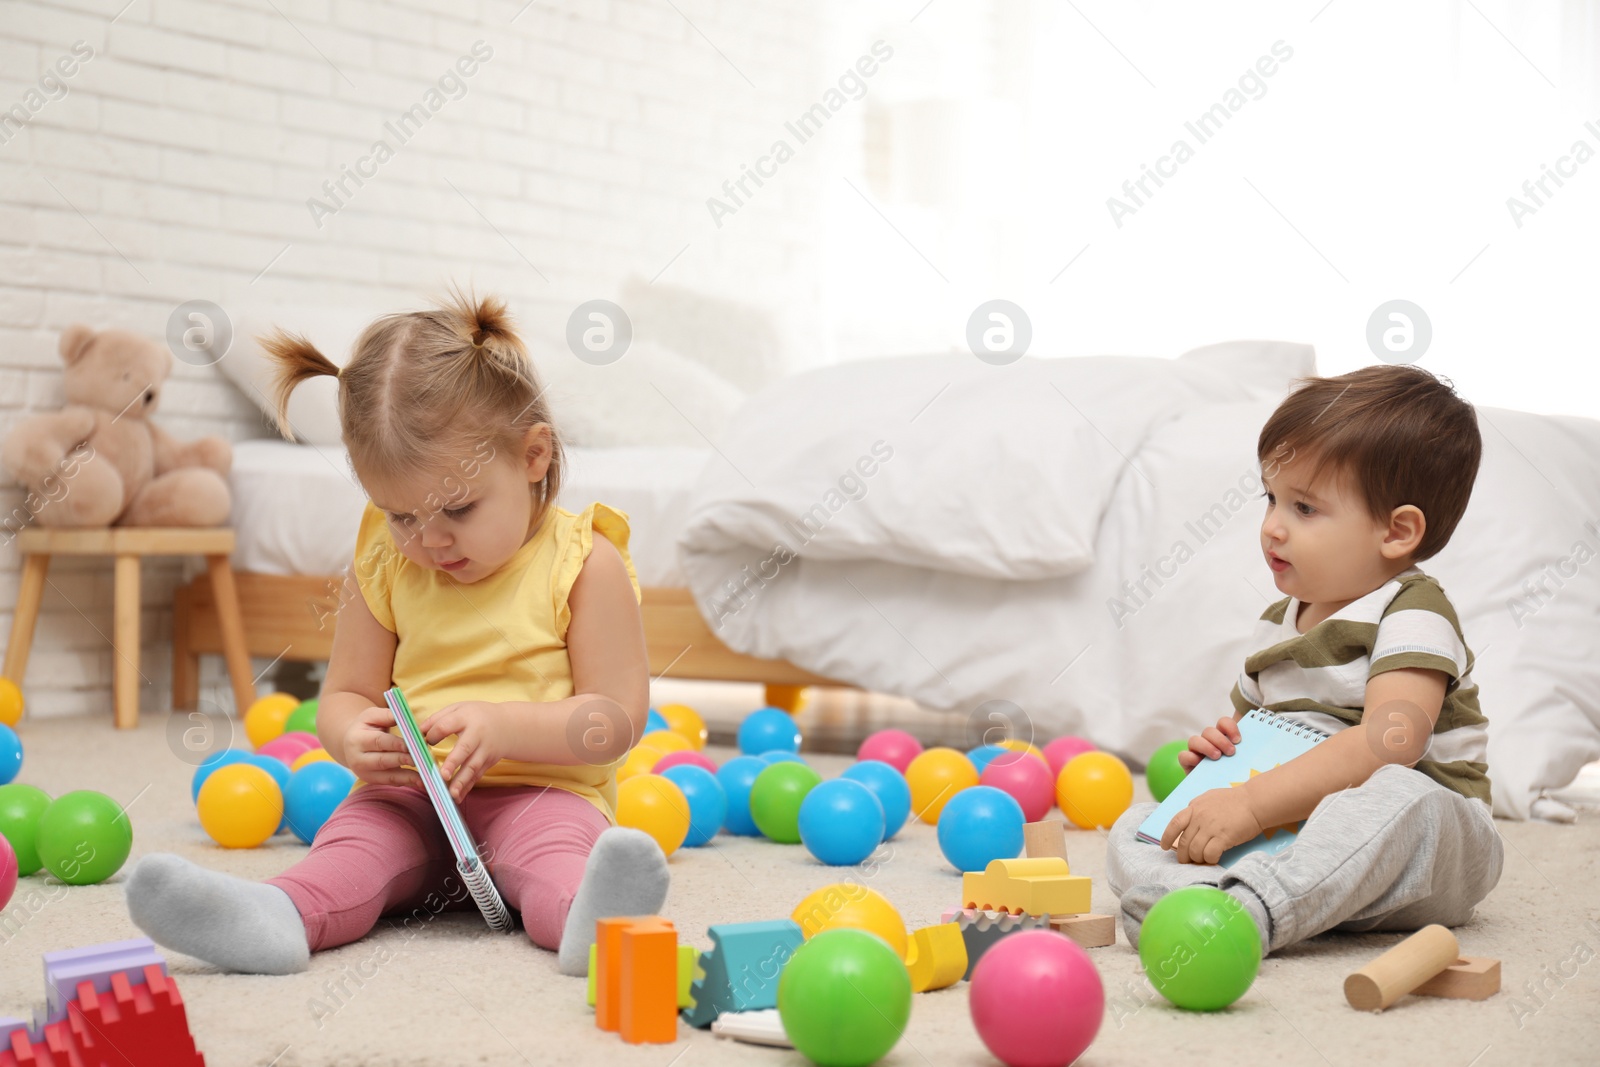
[2,713,1597,1067]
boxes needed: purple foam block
[39,937,166,1027]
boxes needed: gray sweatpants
[1105,761,1504,956]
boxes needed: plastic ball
[617,744,664,783]
[653,749,717,776]
[284,698,319,737]
[1055,752,1133,830]
[1145,739,1189,802]
[290,748,335,772]
[641,729,692,756]
[0,782,51,875]
[615,774,690,856]
[716,755,767,836]
[778,928,911,1067]
[257,732,316,766]
[645,707,670,735]
[840,760,911,841]
[999,739,1050,766]
[37,790,133,883]
[658,702,708,750]
[970,930,1105,1067]
[0,723,21,785]
[1138,886,1261,1010]
[660,764,727,848]
[0,832,14,911]
[906,747,978,824]
[791,882,908,959]
[1043,736,1097,779]
[197,764,282,849]
[856,729,922,773]
[758,750,807,766]
[980,750,1056,822]
[738,707,801,755]
[283,761,356,845]
[242,753,293,833]
[0,677,22,727]
[799,779,884,866]
[749,762,822,843]
[967,744,1009,775]
[190,749,251,803]
[936,785,1024,873]
[244,692,300,749]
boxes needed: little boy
[1105,364,1503,956]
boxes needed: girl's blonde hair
[259,288,563,515]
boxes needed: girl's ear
[523,423,553,483]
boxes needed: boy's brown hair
[1257,364,1480,562]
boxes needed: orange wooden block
[1414,957,1500,1001]
[619,917,679,1044]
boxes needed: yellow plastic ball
[618,745,664,783]
[615,773,690,856]
[999,739,1049,765]
[641,730,692,756]
[906,747,979,824]
[0,677,23,727]
[791,883,908,959]
[1055,751,1134,829]
[244,693,299,750]
[658,703,708,750]
[197,764,283,848]
[290,748,335,771]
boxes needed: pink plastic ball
[980,751,1056,822]
[970,930,1104,1067]
[1043,736,1097,779]
[0,833,16,912]
[653,749,718,776]
[856,730,923,774]
[258,732,320,765]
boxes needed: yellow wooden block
[904,923,967,992]
[962,858,1090,916]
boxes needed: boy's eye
[1296,502,1314,516]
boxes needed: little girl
[126,291,669,976]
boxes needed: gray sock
[1224,883,1273,956]
[556,827,670,976]
[126,853,309,975]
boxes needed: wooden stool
[2,527,255,729]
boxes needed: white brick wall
[0,0,832,720]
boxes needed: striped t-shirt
[1228,565,1490,806]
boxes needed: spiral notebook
[1136,707,1333,867]
[384,687,513,932]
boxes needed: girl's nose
[420,524,451,548]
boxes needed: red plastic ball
[970,930,1104,1067]
[1043,736,1097,779]
[653,749,718,776]
[979,751,1056,822]
[856,730,923,774]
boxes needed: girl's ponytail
[258,330,340,442]
[443,286,527,376]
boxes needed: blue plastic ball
[716,755,767,836]
[0,724,21,786]
[798,778,885,866]
[738,708,801,755]
[645,708,670,736]
[283,761,356,845]
[661,764,728,848]
[759,751,807,766]
[936,785,1025,873]
[966,744,1010,775]
[840,760,911,841]
[242,752,293,833]
[190,749,251,804]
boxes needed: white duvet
[679,343,1600,822]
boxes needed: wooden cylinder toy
[1344,924,1460,1012]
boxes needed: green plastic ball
[778,928,911,1067]
[749,762,821,843]
[0,782,51,876]
[36,790,133,885]
[1137,885,1261,1010]
[284,698,319,737]
[1146,739,1189,802]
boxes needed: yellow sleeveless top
[352,499,641,820]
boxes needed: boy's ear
[1380,505,1426,559]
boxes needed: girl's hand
[421,701,511,801]
[342,704,421,788]
[1178,715,1242,772]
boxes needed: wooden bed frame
[172,572,847,713]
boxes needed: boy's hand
[1161,786,1264,865]
[1178,715,1242,772]
[342,705,422,789]
[421,701,511,801]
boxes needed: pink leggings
[267,783,610,953]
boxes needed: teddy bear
[1,324,233,528]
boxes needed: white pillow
[530,340,747,448]
[219,308,370,446]
[1176,339,1318,401]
